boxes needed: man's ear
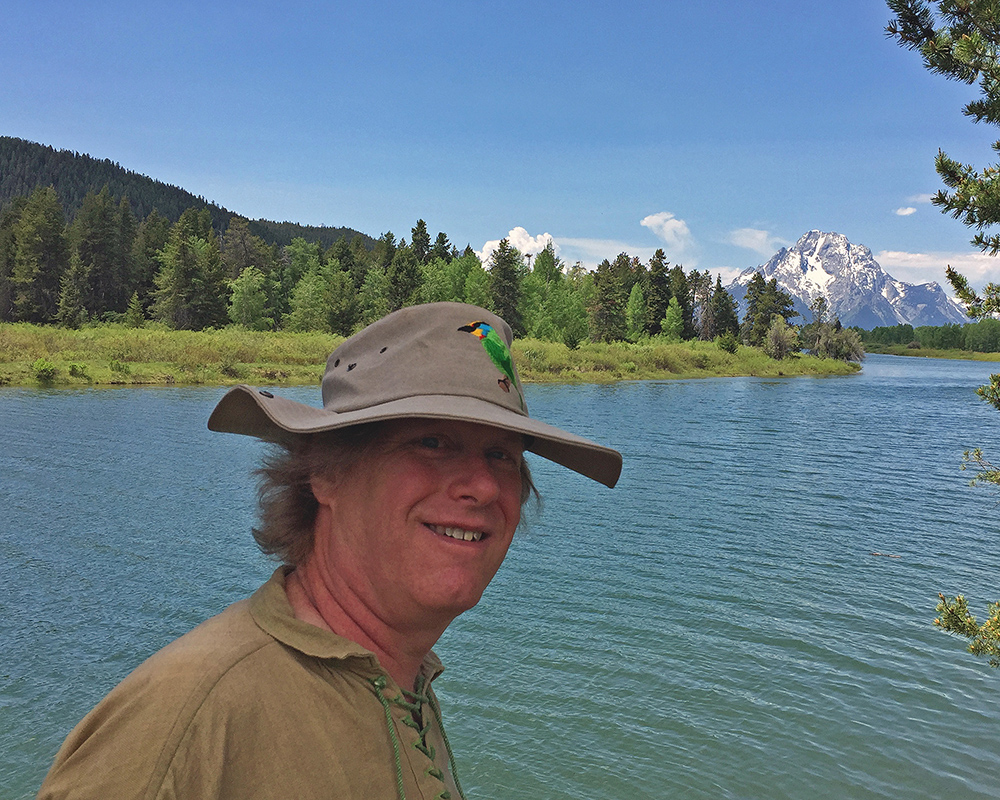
[310,474,337,507]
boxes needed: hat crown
[321,303,527,417]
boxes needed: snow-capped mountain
[727,231,968,329]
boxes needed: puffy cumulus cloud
[874,249,1000,288]
[477,227,557,265]
[640,212,694,259]
[895,207,917,216]
[726,228,789,257]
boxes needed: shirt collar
[249,566,445,682]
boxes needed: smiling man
[37,302,622,800]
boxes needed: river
[2,354,999,799]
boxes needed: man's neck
[284,563,447,691]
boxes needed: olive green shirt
[38,568,462,800]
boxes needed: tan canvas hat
[208,302,622,487]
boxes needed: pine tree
[123,290,145,328]
[429,231,453,263]
[150,208,228,329]
[370,232,397,273]
[645,249,672,336]
[710,275,739,337]
[532,241,563,283]
[590,253,635,342]
[410,220,431,264]
[222,217,274,279]
[386,245,422,311]
[130,209,170,306]
[56,253,89,328]
[0,196,27,321]
[115,196,137,304]
[72,187,123,317]
[487,239,525,336]
[668,266,694,340]
[11,186,69,322]
[741,273,797,347]
[688,269,714,340]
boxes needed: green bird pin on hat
[457,320,525,411]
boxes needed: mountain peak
[728,231,967,328]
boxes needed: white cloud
[555,237,658,270]
[907,193,935,204]
[714,266,746,285]
[874,249,1000,288]
[477,227,556,265]
[480,215,698,273]
[895,207,917,216]
[640,212,694,261]
[726,228,789,257]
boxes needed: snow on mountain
[727,231,968,329]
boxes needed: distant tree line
[861,320,1000,352]
[0,183,866,361]
[0,185,736,345]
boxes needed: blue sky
[3,0,999,288]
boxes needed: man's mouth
[427,524,484,542]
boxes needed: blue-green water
[3,354,1000,799]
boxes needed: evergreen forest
[0,136,865,360]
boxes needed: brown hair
[253,423,537,566]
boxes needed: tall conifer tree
[487,239,525,336]
[11,187,68,323]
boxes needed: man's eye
[419,436,441,449]
[488,448,520,464]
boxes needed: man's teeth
[431,525,483,542]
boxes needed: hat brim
[208,384,622,488]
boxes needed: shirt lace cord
[370,674,467,800]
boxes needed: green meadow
[0,323,861,388]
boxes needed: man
[38,302,622,800]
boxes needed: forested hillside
[0,136,866,361]
[0,136,370,249]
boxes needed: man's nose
[448,453,502,505]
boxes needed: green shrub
[68,363,90,379]
[715,331,739,354]
[33,358,57,381]
[110,359,131,375]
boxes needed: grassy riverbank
[863,343,1000,362]
[0,322,861,387]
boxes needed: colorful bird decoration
[458,321,525,410]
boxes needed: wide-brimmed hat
[208,302,622,487]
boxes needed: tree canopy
[887,0,1000,254]
[888,0,1000,667]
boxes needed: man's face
[309,418,525,631]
